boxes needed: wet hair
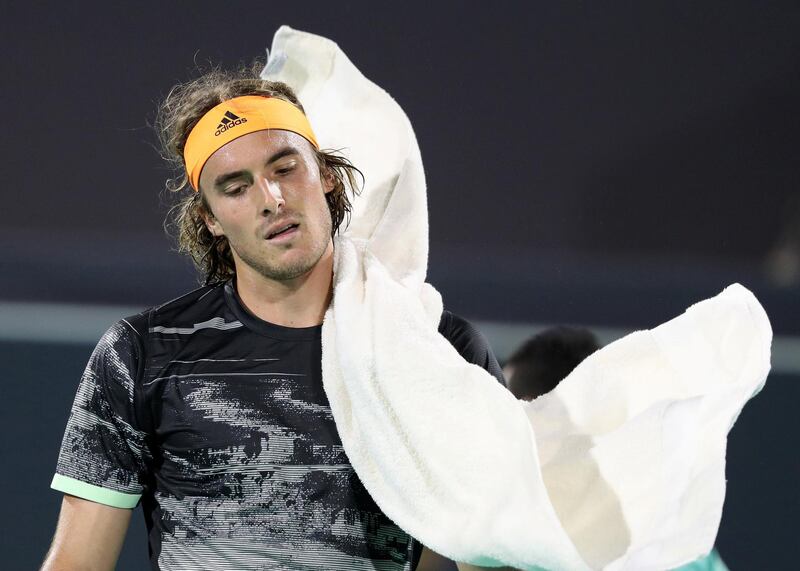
[156,60,362,285]
[506,326,601,400]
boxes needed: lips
[266,223,299,240]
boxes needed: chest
[143,335,349,487]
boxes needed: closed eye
[275,165,296,176]
[224,185,247,196]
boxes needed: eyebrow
[212,146,300,188]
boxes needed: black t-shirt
[52,280,504,570]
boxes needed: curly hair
[156,60,362,285]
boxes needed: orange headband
[183,95,319,191]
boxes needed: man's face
[199,130,334,282]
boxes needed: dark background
[1,2,798,569]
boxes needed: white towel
[262,27,771,571]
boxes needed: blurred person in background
[504,326,600,402]
[504,326,730,571]
[40,65,504,571]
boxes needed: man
[41,66,504,570]
[504,326,731,571]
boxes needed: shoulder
[107,282,232,342]
[438,310,506,386]
[146,282,228,328]
[92,283,226,378]
[91,317,145,374]
[437,310,491,361]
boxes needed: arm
[45,318,148,570]
[41,495,132,571]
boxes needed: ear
[321,166,335,195]
[200,202,224,237]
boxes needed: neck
[234,242,334,328]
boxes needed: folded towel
[262,27,771,571]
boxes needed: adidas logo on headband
[185,96,319,191]
[215,111,248,136]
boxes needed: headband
[183,95,319,191]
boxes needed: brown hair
[156,60,362,285]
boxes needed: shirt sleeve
[51,318,150,509]
[437,310,506,385]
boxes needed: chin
[236,236,330,281]
[258,253,323,281]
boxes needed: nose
[255,177,285,214]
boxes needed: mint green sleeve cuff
[670,549,730,571]
[51,474,141,509]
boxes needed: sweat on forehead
[183,95,319,191]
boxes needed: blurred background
[2,1,798,568]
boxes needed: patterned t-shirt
[52,280,504,571]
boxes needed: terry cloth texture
[262,26,772,571]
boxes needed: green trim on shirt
[51,474,140,509]
[671,549,730,571]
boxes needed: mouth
[266,223,300,241]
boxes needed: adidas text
[215,117,247,136]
